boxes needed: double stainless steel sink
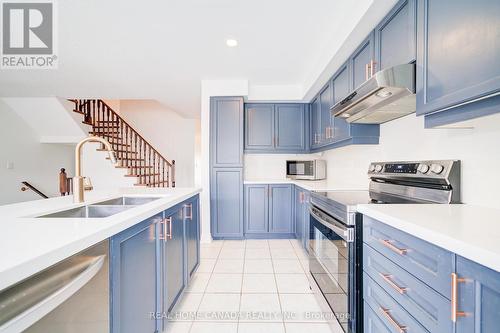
[37,196,161,218]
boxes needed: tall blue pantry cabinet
[210,97,244,239]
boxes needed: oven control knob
[369,164,376,172]
[374,164,383,173]
[430,163,444,174]
[417,164,430,174]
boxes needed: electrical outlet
[6,161,14,170]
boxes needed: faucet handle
[83,177,93,191]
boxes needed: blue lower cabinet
[363,216,454,298]
[245,184,269,234]
[163,207,186,313]
[364,273,429,333]
[110,214,163,333]
[210,168,244,239]
[244,184,294,237]
[269,184,293,234]
[455,256,500,333]
[294,186,310,251]
[364,301,393,333]
[364,243,452,333]
[184,196,200,279]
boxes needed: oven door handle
[309,208,352,242]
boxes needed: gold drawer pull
[380,273,407,294]
[379,239,407,255]
[379,307,407,333]
[451,273,467,322]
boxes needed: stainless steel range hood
[331,63,416,124]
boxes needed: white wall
[243,113,500,208]
[0,101,75,205]
[118,100,197,188]
[81,143,136,190]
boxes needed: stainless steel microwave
[286,160,326,180]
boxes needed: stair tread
[125,173,160,177]
[97,148,136,153]
[106,157,144,161]
[134,180,170,186]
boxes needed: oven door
[309,206,358,333]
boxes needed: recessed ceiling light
[226,39,238,47]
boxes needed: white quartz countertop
[357,204,500,273]
[0,187,201,291]
[243,179,364,192]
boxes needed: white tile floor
[168,239,343,333]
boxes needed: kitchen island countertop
[0,187,201,291]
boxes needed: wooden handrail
[70,99,175,187]
[21,181,49,199]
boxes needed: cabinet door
[302,191,310,251]
[210,97,244,167]
[319,83,333,145]
[374,0,416,70]
[455,256,500,333]
[185,197,199,278]
[416,0,500,116]
[210,168,244,238]
[350,32,375,90]
[245,103,275,151]
[275,104,306,151]
[331,63,351,142]
[310,97,321,148]
[269,184,293,233]
[294,186,303,241]
[164,208,186,312]
[110,215,161,333]
[244,185,269,234]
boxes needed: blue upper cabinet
[374,0,417,70]
[244,103,275,151]
[311,97,322,148]
[210,97,244,167]
[331,62,351,142]
[319,83,333,146]
[455,256,500,333]
[275,104,307,151]
[245,103,307,153]
[416,0,500,127]
[350,32,375,90]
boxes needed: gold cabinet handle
[451,273,467,322]
[379,307,407,333]
[379,273,407,294]
[379,239,407,255]
[168,217,173,240]
[370,59,377,77]
[366,63,370,81]
[184,203,193,220]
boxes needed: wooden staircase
[71,99,175,187]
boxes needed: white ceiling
[0,0,396,118]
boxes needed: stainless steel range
[308,160,461,333]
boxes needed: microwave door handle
[309,208,350,242]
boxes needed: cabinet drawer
[364,273,429,333]
[364,301,393,333]
[364,244,452,333]
[363,216,454,298]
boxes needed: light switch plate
[6,161,14,170]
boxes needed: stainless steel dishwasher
[0,241,109,333]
